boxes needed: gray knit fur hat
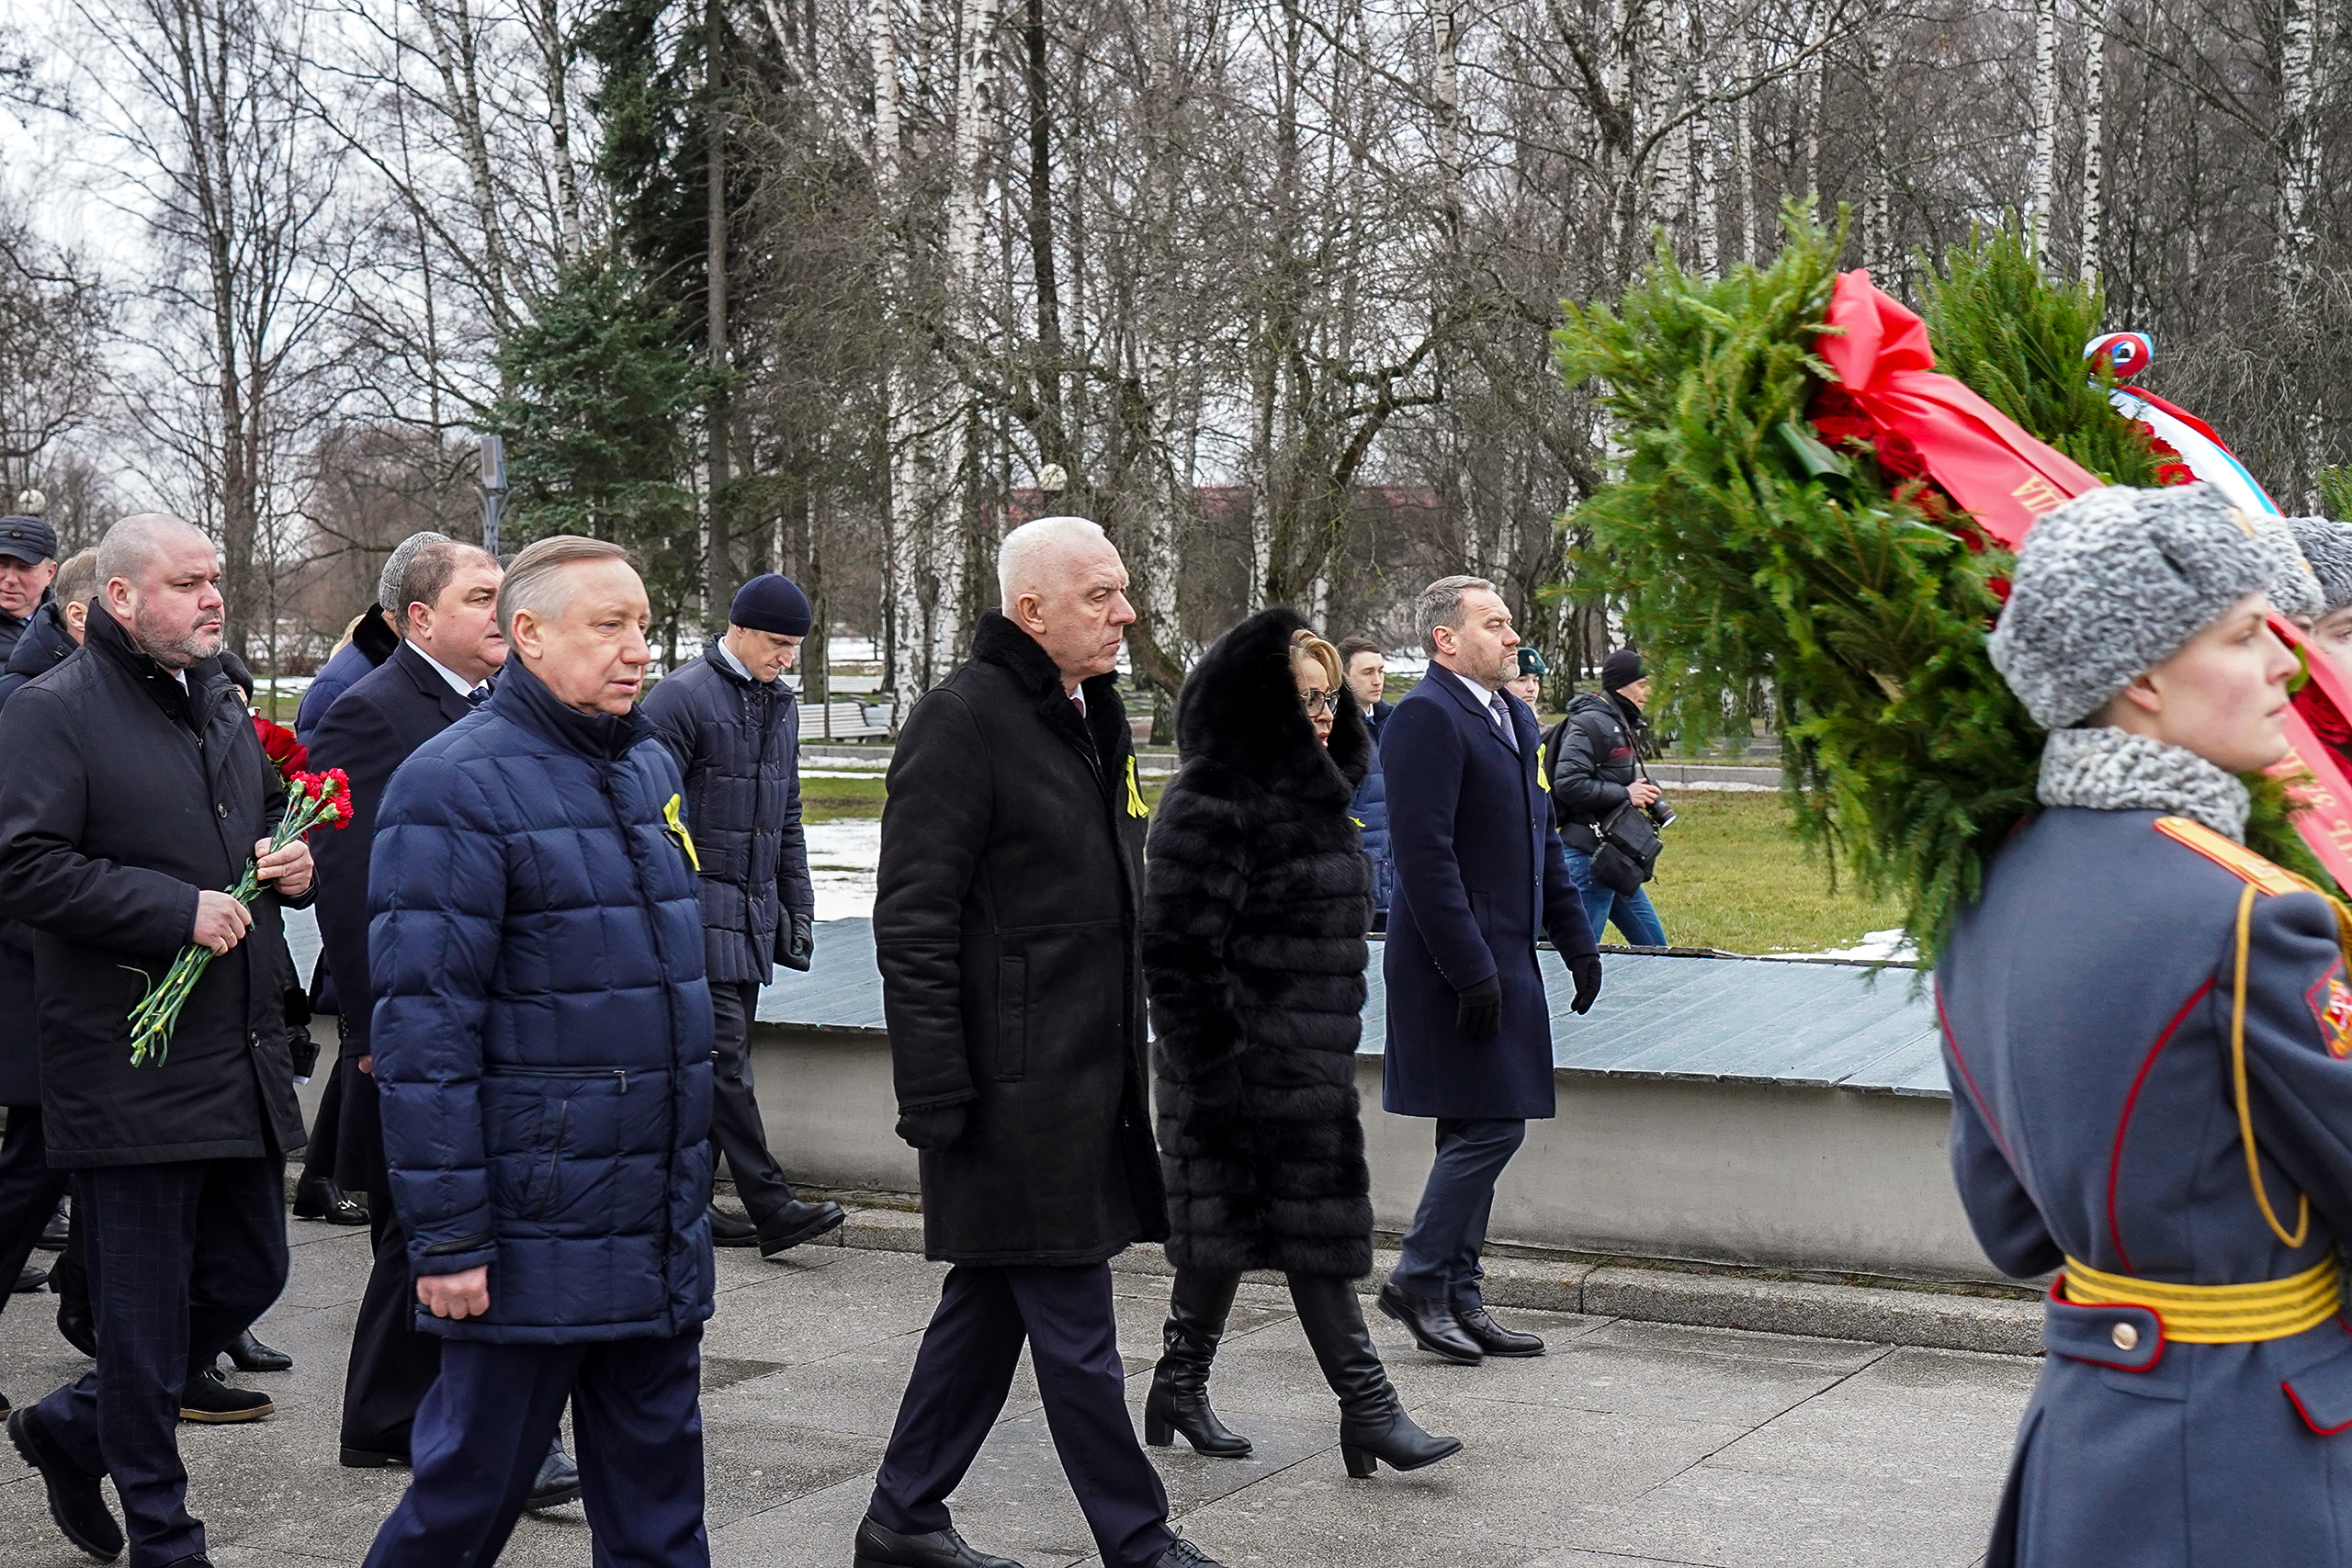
[1987,484,2276,729]
[2290,516,2352,615]
[377,531,453,613]
[2258,513,2325,623]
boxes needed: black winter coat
[641,643,814,984]
[0,605,309,1166]
[306,641,478,1195]
[0,602,78,1103]
[876,609,1168,1266]
[1144,607,1377,1279]
[1548,690,1645,852]
[0,600,75,711]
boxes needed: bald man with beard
[0,513,314,1568]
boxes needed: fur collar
[969,607,1129,767]
[2036,726,2250,841]
[1174,606,1369,803]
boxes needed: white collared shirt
[410,643,483,701]
[1443,664,1517,750]
[714,638,758,683]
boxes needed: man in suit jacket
[306,538,580,1509]
[1374,576,1603,1366]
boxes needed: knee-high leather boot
[1289,1274,1463,1478]
[1145,1269,1253,1457]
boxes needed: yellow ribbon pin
[662,794,701,871]
[1125,757,1149,818]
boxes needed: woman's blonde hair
[1289,627,1342,689]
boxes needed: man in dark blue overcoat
[1376,575,1602,1364]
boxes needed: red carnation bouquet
[126,768,353,1067]
[254,716,307,780]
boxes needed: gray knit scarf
[2035,727,2250,841]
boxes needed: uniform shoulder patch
[2153,815,2306,896]
[2308,965,2352,1058]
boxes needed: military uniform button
[2110,1322,2140,1351]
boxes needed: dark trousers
[0,1105,71,1314]
[361,1325,707,1568]
[707,978,798,1226]
[870,1263,1173,1568]
[34,1156,288,1568]
[340,1197,445,1457]
[300,1065,343,1186]
[1389,1117,1527,1302]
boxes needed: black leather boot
[1292,1275,1462,1478]
[1144,1269,1252,1457]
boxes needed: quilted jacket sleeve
[776,694,813,922]
[1550,706,1628,826]
[369,750,507,1277]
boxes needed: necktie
[1488,694,1518,752]
[467,685,490,706]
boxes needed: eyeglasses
[1300,689,1338,716]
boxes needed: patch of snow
[807,819,880,922]
[1769,928,1917,963]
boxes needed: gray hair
[392,540,498,636]
[52,548,98,610]
[999,515,1110,608]
[497,535,634,642]
[96,513,209,592]
[378,531,453,614]
[1413,574,1498,657]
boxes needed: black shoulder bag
[1588,757,1665,897]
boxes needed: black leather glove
[1453,975,1503,1040]
[895,1103,969,1151]
[777,911,815,973]
[1567,953,1605,1015]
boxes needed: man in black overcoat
[0,513,314,1566]
[1376,575,1602,1366]
[857,516,1219,1568]
[304,538,573,1511]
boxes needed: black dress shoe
[339,1445,409,1468]
[222,1328,293,1372]
[1375,1281,1482,1365]
[853,1513,1025,1568]
[1155,1540,1227,1568]
[1454,1300,1544,1357]
[38,1199,68,1250]
[526,1442,581,1509]
[179,1367,273,1423]
[8,1404,124,1562]
[707,1203,760,1247]
[757,1196,847,1256]
[14,1262,47,1292]
[292,1174,368,1224]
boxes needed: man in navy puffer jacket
[360,536,716,1568]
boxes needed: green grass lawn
[1640,792,1905,953]
[799,767,1900,953]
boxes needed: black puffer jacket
[641,642,813,983]
[1548,689,1645,852]
[1144,607,1376,1279]
[0,599,75,711]
[0,605,308,1166]
[876,610,1167,1267]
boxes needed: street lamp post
[479,434,507,556]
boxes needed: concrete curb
[790,1202,2042,1359]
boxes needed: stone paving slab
[0,1218,2030,1567]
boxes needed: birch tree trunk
[2077,0,2111,282]
[928,0,1000,677]
[870,0,925,713]
[2275,0,2322,498]
[705,0,731,617]
[529,0,582,265]
[2026,0,2060,256]
[418,0,511,330]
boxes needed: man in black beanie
[643,575,847,1255]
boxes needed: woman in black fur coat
[1141,606,1459,1479]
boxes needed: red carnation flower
[254,716,307,782]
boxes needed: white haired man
[858,516,1223,1568]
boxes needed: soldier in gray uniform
[1940,482,2352,1565]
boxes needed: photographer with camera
[1545,649,1670,948]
